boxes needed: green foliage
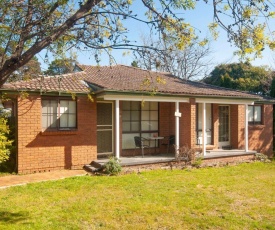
[270,78,275,98]
[0,0,274,85]
[131,60,138,68]
[0,0,197,85]
[255,153,270,162]
[8,57,42,82]
[204,62,274,95]
[192,157,203,168]
[44,58,76,75]
[0,103,16,172]
[0,114,13,164]
[103,157,122,175]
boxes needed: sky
[37,1,275,77]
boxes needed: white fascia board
[195,98,255,105]
[103,94,189,102]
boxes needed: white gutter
[196,98,255,105]
[103,95,189,103]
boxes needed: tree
[0,112,13,164]
[8,57,41,82]
[44,58,76,75]
[203,62,275,95]
[0,0,274,87]
[134,35,213,80]
[270,77,275,98]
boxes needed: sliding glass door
[218,106,230,148]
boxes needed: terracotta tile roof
[2,71,90,93]
[80,65,261,99]
[1,64,262,99]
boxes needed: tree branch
[0,0,101,86]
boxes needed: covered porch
[96,94,256,160]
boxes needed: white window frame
[248,105,262,125]
[42,98,77,131]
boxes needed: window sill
[40,129,78,136]
[248,125,265,130]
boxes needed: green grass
[0,172,13,177]
[0,162,274,229]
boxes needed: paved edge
[0,170,87,189]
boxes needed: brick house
[1,65,273,173]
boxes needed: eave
[95,89,261,105]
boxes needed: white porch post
[115,99,120,158]
[175,101,180,157]
[244,104,249,152]
[202,102,206,156]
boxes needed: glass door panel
[218,106,230,147]
[197,103,212,145]
[97,102,113,154]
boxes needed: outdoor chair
[161,135,175,154]
[134,136,150,157]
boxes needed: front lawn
[0,162,274,229]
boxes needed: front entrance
[218,106,230,148]
[97,102,113,155]
[197,103,212,145]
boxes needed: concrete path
[0,169,87,189]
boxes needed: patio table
[147,136,164,154]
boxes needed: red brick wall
[159,100,197,151]
[17,95,97,173]
[202,154,255,166]
[181,99,196,148]
[230,104,245,149]
[229,104,273,156]
[159,100,196,151]
[248,104,273,157]
[159,102,175,138]
[159,102,175,153]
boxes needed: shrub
[176,145,196,163]
[255,153,270,162]
[192,157,203,168]
[103,157,122,175]
[0,117,13,164]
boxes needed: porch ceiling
[99,93,256,105]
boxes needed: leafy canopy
[0,111,13,164]
[44,58,76,75]
[0,0,274,86]
[204,62,275,95]
[9,57,41,82]
[270,78,275,98]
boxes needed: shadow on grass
[0,211,30,224]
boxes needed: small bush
[255,153,270,162]
[176,145,198,163]
[192,157,203,168]
[0,117,13,164]
[103,157,122,175]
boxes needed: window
[248,105,262,125]
[42,98,77,130]
[122,101,158,149]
